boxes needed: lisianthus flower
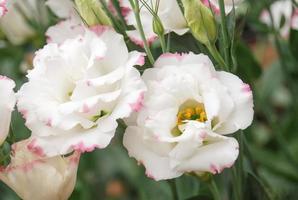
[17,27,146,157]
[119,0,188,47]
[0,0,7,17]
[116,0,243,47]
[123,53,254,180]
[46,0,77,19]
[0,139,80,200]
[45,0,85,44]
[0,76,15,146]
[260,0,298,37]
[205,0,243,14]
[0,0,48,45]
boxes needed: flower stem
[159,34,167,53]
[218,0,231,68]
[129,0,155,65]
[232,132,244,200]
[167,179,179,200]
[206,43,228,71]
[207,178,221,200]
[166,33,171,52]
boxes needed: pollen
[171,99,208,137]
[177,104,207,125]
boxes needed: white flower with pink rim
[0,139,80,200]
[260,0,298,37]
[0,0,7,17]
[123,52,254,180]
[116,0,243,47]
[0,75,16,146]
[17,26,147,157]
[119,0,188,47]
[206,0,244,14]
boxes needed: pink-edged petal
[214,71,254,134]
[123,126,182,181]
[174,134,239,174]
[46,19,85,44]
[28,123,117,157]
[0,139,80,200]
[126,29,157,47]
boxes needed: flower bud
[152,16,165,36]
[182,0,217,45]
[74,0,112,26]
[0,139,80,200]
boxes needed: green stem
[231,132,244,200]
[129,0,155,65]
[166,33,171,52]
[168,179,179,200]
[159,34,167,53]
[218,0,231,68]
[232,167,241,200]
[207,178,221,200]
[206,43,228,71]
[237,132,244,197]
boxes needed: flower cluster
[0,0,255,199]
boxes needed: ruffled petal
[214,71,254,134]
[123,126,182,180]
[0,76,16,145]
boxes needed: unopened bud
[152,16,165,36]
[75,0,112,26]
[182,0,217,45]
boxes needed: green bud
[75,0,112,26]
[152,16,165,36]
[182,0,217,45]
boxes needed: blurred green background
[1,0,298,199]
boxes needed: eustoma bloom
[0,0,7,17]
[17,27,146,157]
[46,0,84,44]
[205,0,243,14]
[260,0,298,37]
[0,0,48,45]
[0,139,80,200]
[124,53,254,180]
[117,0,243,46]
[120,0,188,46]
[0,76,16,145]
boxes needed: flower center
[171,99,207,136]
[177,105,207,125]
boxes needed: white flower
[0,139,80,200]
[45,0,84,44]
[260,0,298,37]
[120,0,188,46]
[0,0,48,45]
[0,76,15,146]
[207,0,243,14]
[46,0,76,19]
[17,26,146,157]
[123,53,254,180]
[46,18,85,44]
[0,0,8,17]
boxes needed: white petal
[46,0,76,19]
[214,71,254,134]
[174,134,239,174]
[0,76,16,145]
[123,126,182,180]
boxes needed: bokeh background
[1,0,298,199]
